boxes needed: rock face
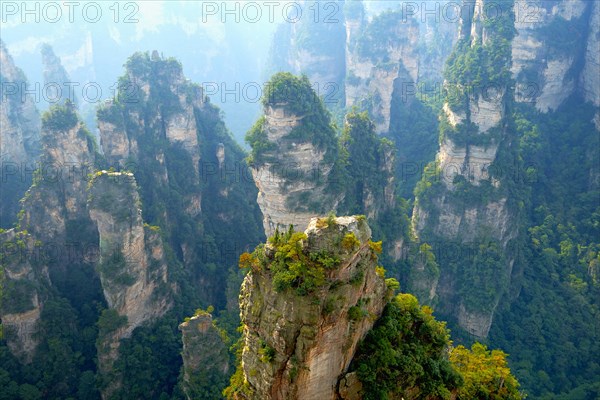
[0,40,40,163]
[97,52,264,307]
[0,40,41,227]
[88,171,172,380]
[98,54,202,189]
[366,143,396,218]
[1,104,93,361]
[248,73,342,238]
[343,2,459,133]
[419,1,462,82]
[411,0,517,338]
[580,1,600,129]
[236,216,388,400]
[96,53,207,290]
[511,0,592,111]
[345,12,421,133]
[268,1,347,105]
[89,173,170,324]
[289,15,347,103]
[270,1,458,133]
[251,105,340,237]
[338,111,397,221]
[249,76,397,259]
[21,105,95,245]
[438,101,503,187]
[0,230,47,363]
[0,42,42,354]
[96,115,138,166]
[179,313,230,400]
[41,44,77,106]
[1,101,175,377]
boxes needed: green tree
[351,293,462,399]
[450,343,521,399]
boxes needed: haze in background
[1,1,283,143]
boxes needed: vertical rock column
[88,171,172,395]
[411,0,518,338]
[0,40,41,227]
[235,216,389,400]
[248,74,341,237]
[179,313,230,400]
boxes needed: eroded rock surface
[250,104,341,237]
[237,216,388,400]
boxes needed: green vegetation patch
[41,101,78,132]
[350,293,462,399]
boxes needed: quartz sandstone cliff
[1,103,174,378]
[96,53,204,297]
[250,104,340,237]
[345,11,421,133]
[411,0,518,338]
[88,171,172,379]
[41,44,78,107]
[512,0,599,116]
[97,52,264,307]
[0,40,41,227]
[580,1,600,129]
[235,216,388,400]
[344,2,458,134]
[1,105,93,361]
[0,42,43,356]
[179,313,230,400]
[0,230,47,363]
[270,1,458,133]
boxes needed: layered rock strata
[237,216,388,399]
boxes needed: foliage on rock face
[389,81,441,199]
[245,116,273,164]
[450,343,521,400]
[444,0,516,92]
[1,51,264,400]
[350,293,462,399]
[342,232,360,251]
[41,100,78,132]
[88,172,140,224]
[39,101,98,159]
[354,10,410,61]
[488,100,600,398]
[96,249,136,287]
[331,110,414,285]
[256,225,342,296]
[247,72,338,165]
[262,72,320,115]
[338,110,394,214]
[241,218,382,298]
